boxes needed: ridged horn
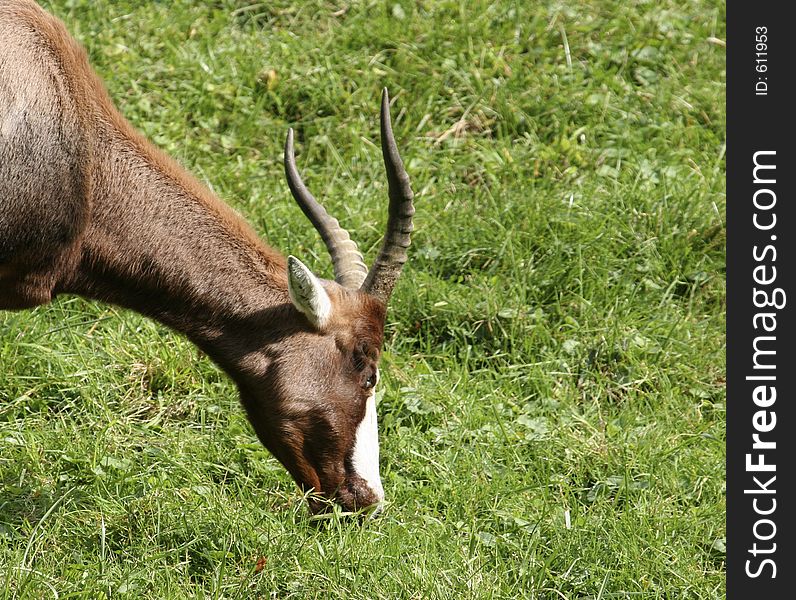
[361,88,415,303]
[284,128,368,289]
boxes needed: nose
[324,476,383,514]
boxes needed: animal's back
[0,0,92,299]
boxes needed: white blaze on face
[350,372,384,502]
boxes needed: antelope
[0,0,414,513]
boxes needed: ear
[287,256,333,329]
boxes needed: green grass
[1,0,725,597]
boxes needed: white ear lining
[287,256,332,329]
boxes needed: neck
[59,118,293,378]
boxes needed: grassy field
[1,0,725,597]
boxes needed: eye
[363,371,377,390]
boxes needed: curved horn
[361,88,415,303]
[284,128,368,289]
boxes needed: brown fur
[0,0,391,511]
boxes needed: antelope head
[240,90,414,513]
